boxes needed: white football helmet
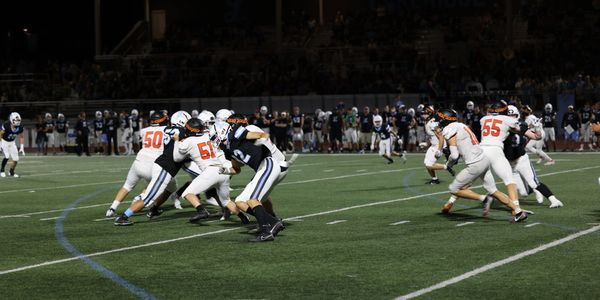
[507,105,520,119]
[131,109,139,117]
[216,109,233,122]
[214,121,231,145]
[318,111,326,121]
[9,112,21,126]
[373,115,383,127]
[170,110,191,128]
[545,103,553,113]
[466,101,475,110]
[191,109,199,118]
[408,108,415,117]
[260,106,268,115]
[351,107,358,114]
[58,113,65,121]
[95,111,102,119]
[45,113,52,120]
[417,104,425,112]
[199,110,216,137]
[315,108,323,116]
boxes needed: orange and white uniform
[479,115,520,185]
[122,125,168,191]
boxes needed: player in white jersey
[522,106,554,165]
[436,109,527,222]
[106,112,175,217]
[421,106,454,184]
[173,118,246,222]
[479,100,523,214]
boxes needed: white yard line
[456,222,475,227]
[0,203,112,219]
[326,220,347,225]
[525,222,541,228]
[0,180,123,195]
[39,216,62,221]
[390,221,410,225]
[323,169,335,172]
[356,169,367,172]
[0,165,598,275]
[395,225,600,300]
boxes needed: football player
[479,100,526,219]
[44,113,56,155]
[217,114,295,242]
[106,112,170,217]
[358,106,373,153]
[0,113,25,177]
[541,103,557,152]
[314,111,326,152]
[93,111,105,154]
[505,106,564,208]
[371,115,407,164]
[120,111,133,155]
[415,104,427,148]
[55,113,69,153]
[130,109,143,153]
[173,118,245,223]
[562,105,580,151]
[522,106,555,165]
[344,107,358,152]
[422,106,454,184]
[578,102,594,151]
[436,109,527,222]
[113,111,192,226]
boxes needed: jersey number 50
[482,119,503,137]
[144,131,164,149]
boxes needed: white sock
[448,195,457,204]
[512,199,520,207]
[110,200,120,210]
[432,176,438,180]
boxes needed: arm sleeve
[233,126,248,140]
[442,126,456,140]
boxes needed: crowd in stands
[0,2,598,105]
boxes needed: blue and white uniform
[1,121,24,161]
[372,124,393,156]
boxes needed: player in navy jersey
[105,111,119,155]
[291,106,305,152]
[328,107,344,153]
[471,105,484,142]
[217,114,295,242]
[394,105,412,152]
[541,103,557,152]
[1,112,25,177]
[93,111,105,154]
[130,109,142,153]
[358,106,373,152]
[56,113,69,153]
[562,105,581,151]
[114,111,196,226]
[578,103,594,151]
[75,112,91,156]
[371,115,406,164]
[593,102,600,150]
[462,101,476,127]
[504,106,563,208]
[43,113,56,155]
[314,111,326,152]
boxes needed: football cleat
[189,207,210,223]
[428,179,440,185]
[0,172,5,178]
[10,173,19,178]
[105,208,116,218]
[146,207,164,219]
[446,166,456,177]
[248,225,275,242]
[387,159,394,164]
[482,195,494,217]
[270,220,285,237]
[544,160,555,166]
[220,208,231,221]
[512,211,528,223]
[114,216,133,226]
[401,151,407,164]
[549,200,564,208]
[441,202,453,214]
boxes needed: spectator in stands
[34,115,46,156]
[358,106,373,153]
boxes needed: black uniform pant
[106,131,119,155]
[76,134,90,156]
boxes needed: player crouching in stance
[1,112,25,177]
[106,111,173,217]
[436,109,527,222]
[218,114,295,242]
[505,106,563,208]
[113,111,193,226]
[371,115,406,164]
[422,105,454,184]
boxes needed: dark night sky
[0,0,144,62]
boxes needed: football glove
[218,167,231,175]
[19,144,25,155]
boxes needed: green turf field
[1,153,599,299]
